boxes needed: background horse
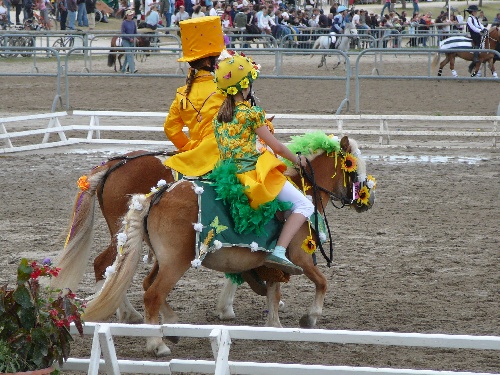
[107,35,151,72]
[311,22,358,70]
[431,26,499,78]
[82,135,375,356]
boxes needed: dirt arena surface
[0,55,499,373]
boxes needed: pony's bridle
[296,152,355,268]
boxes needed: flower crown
[214,50,261,96]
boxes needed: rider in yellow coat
[163,16,226,177]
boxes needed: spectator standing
[0,0,7,26]
[58,0,67,29]
[183,0,192,16]
[3,0,11,25]
[86,0,96,39]
[418,12,431,47]
[23,0,33,23]
[12,0,22,25]
[77,0,88,27]
[67,0,76,29]
[412,0,418,15]
[381,0,391,18]
[120,9,138,73]
[159,0,171,26]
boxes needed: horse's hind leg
[265,281,282,328]
[216,278,237,320]
[318,54,326,68]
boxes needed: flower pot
[3,367,54,375]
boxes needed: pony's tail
[51,169,108,291]
[83,193,150,322]
[107,52,115,67]
[431,53,441,70]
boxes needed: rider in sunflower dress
[212,50,314,275]
[163,16,226,177]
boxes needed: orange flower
[301,235,317,254]
[341,153,357,173]
[77,175,90,191]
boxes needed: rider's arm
[164,94,189,150]
[467,16,483,33]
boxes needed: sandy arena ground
[0,51,499,374]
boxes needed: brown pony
[107,35,152,72]
[82,135,375,356]
[432,26,500,78]
[53,149,278,324]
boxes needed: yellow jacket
[163,71,225,176]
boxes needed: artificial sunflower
[227,86,238,95]
[77,175,90,191]
[357,185,371,206]
[301,235,317,254]
[240,77,250,89]
[341,153,357,173]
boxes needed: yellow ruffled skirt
[237,151,287,209]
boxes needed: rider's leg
[264,181,314,275]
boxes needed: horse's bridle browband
[96,151,176,208]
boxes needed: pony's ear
[340,136,351,153]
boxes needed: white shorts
[277,181,314,219]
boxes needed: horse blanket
[439,36,474,50]
[187,180,326,262]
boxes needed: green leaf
[13,285,33,308]
[17,258,33,284]
[19,306,37,330]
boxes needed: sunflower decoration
[301,235,317,255]
[341,153,357,173]
[77,175,90,191]
[357,185,371,206]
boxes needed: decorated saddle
[175,177,327,267]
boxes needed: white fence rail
[64,322,500,375]
[1,111,499,154]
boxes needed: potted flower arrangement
[0,258,85,374]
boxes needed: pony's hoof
[299,314,316,328]
[217,308,236,320]
[154,343,172,357]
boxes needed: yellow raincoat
[163,72,225,176]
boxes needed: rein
[297,153,352,268]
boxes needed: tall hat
[177,16,225,63]
[213,50,260,96]
[465,4,480,13]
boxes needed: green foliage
[0,258,85,373]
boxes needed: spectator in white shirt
[174,5,189,24]
[258,6,275,34]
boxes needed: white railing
[1,111,499,154]
[64,322,500,375]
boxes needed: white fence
[64,322,500,375]
[1,111,499,154]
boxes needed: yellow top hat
[214,50,260,95]
[178,16,225,63]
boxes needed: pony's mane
[285,132,367,179]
